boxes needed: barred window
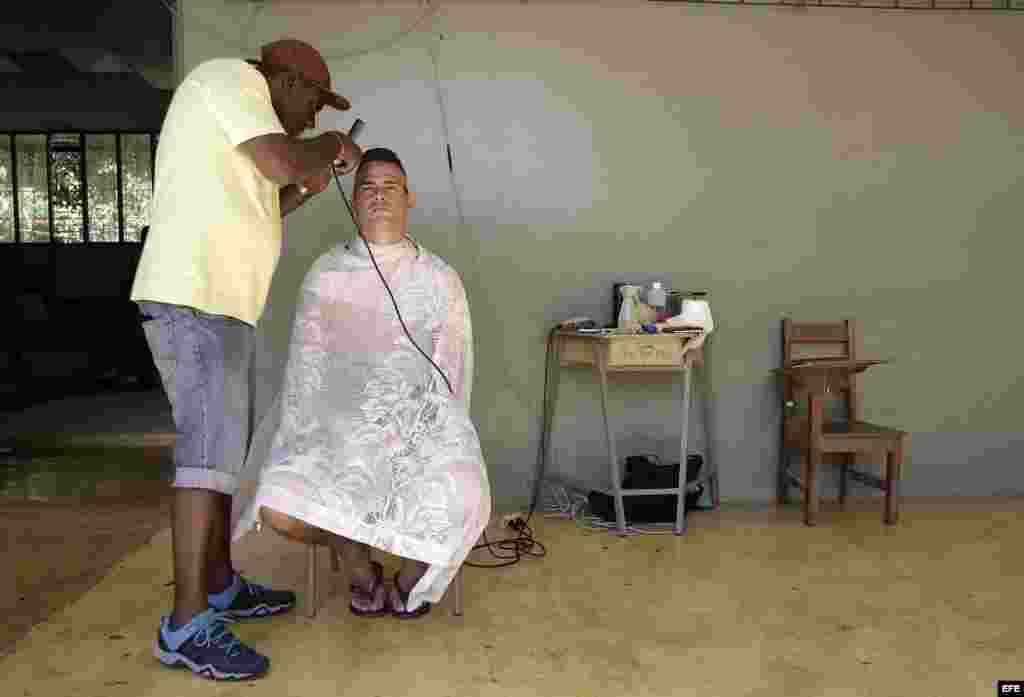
[0,135,12,243]
[0,131,157,244]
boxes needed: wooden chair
[777,319,908,526]
[304,542,464,618]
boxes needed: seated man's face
[353,161,414,231]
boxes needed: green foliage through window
[0,131,156,244]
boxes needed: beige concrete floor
[3,496,1021,697]
[1,387,175,657]
[0,484,171,658]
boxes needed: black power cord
[526,326,560,525]
[328,126,549,570]
[329,159,453,396]
[463,326,557,568]
[464,517,546,569]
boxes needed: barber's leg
[205,492,235,594]
[142,302,269,680]
[205,324,245,595]
[170,488,219,627]
[160,484,269,681]
[202,312,295,619]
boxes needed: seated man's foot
[154,609,269,680]
[389,570,431,619]
[349,560,390,617]
[209,573,296,619]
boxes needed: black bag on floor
[588,454,708,524]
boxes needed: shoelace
[242,578,269,597]
[192,613,242,657]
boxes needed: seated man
[232,147,491,617]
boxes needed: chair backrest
[781,319,862,422]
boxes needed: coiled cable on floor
[464,519,546,569]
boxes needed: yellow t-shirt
[130,58,288,326]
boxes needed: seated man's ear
[407,189,417,209]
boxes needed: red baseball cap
[259,38,351,111]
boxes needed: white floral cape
[232,236,491,609]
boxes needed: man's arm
[238,132,356,187]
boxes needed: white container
[647,281,666,309]
[617,285,642,332]
[679,293,713,331]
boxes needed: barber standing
[131,38,360,680]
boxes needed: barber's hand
[328,130,362,176]
[300,167,332,196]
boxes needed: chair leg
[453,566,463,616]
[778,449,790,506]
[709,469,720,510]
[305,543,319,618]
[804,394,823,526]
[884,443,902,525]
[839,454,851,510]
[803,452,819,526]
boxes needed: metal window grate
[0,130,156,245]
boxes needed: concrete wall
[180,0,1024,511]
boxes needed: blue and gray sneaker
[154,609,269,680]
[209,573,296,619]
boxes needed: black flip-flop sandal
[349,561,389,617]
[391,570,431,619]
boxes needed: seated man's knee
[260,506,322,544]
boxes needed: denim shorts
[138,301,254,495]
